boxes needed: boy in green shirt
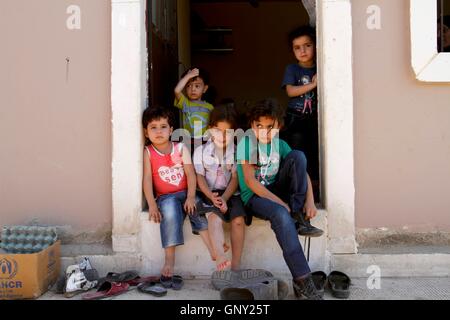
[236,99,322,300]
[174,67,214,149]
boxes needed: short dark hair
[247,98,285,128]
[288,25,316,48]
[181,67,210,85]
[209,103,238,130]
[142,106,175,129]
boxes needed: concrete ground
[39,277,450,300]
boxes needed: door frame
[110,0,356,255]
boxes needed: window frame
[410,0,450,82]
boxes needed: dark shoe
[311,271,327,298]
[293,274,324,300]
[295,212,324,237]
[327,271,351,299]
[160,275,184,290]
[172,275,184,290]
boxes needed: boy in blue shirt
[281,25,320,220]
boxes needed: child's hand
[184,196,197,215]
[149,204,162,223]
[185,68,200,80]
[210,192,223,208]
[303,199,318,220]
[219,201,228,214]
[215,195,228,214]
[282,202,291,214]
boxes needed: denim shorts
[156,190,208,248]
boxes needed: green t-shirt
[174,94,214,139]
[236,135,292,205]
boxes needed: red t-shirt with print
[146,142,187,197]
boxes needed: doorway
[190,1,321,203]
[147,0,322,204]
[111,0,356,254]
[438,0,450,52]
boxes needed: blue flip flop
[137,282,167,297]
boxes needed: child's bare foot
[210,249,217,261]
[161,264,174,277]
[210,244,230,261]
[216,256,231,271]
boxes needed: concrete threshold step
[332,252,450,278]
[60,244,143,277]
[358,244,450,255]
[60,244,114,257]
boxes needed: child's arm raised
[285,74,317,98]
[181,144,197,215]
[174,68,200,102]
[240,161,291,213]
[142,149,162,223]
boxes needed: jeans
[157,190,208,248]
[268,150,308,214]
[281,111,319,181]
[246,151,311,278]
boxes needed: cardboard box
[0,241,60,300]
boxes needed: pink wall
[1,0,448,243]
[353,0,450,231]
[0,0,112,241]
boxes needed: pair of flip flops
[96,270,160,288]
[136,274,183,297]
[81,270,161,300]
[311,271,351,299]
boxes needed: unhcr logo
[0,258,18,280]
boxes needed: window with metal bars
[438,0,450,52]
